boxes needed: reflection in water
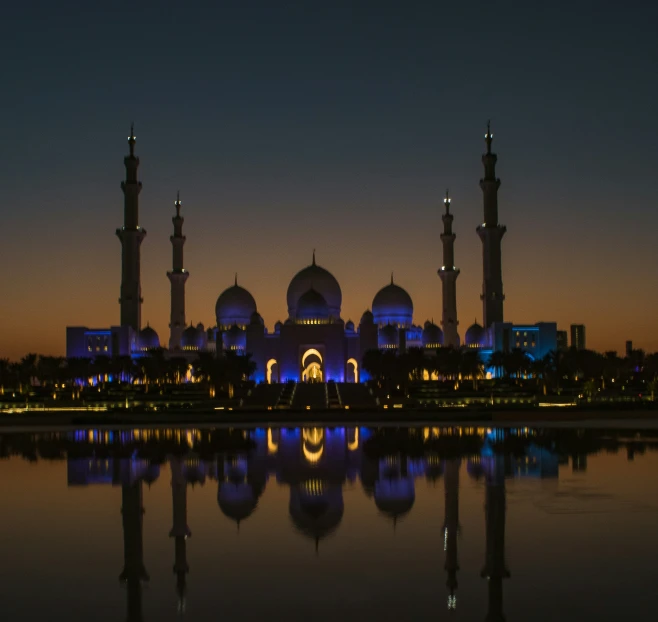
[444,458,460,611]
[1,426,657,620]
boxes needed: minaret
[119,479,149,622]
[439,190,460,347]
[116,124,146,332]
[170,457,191,615]
[481,454,510,622]
[476,122,506,328]
[167,192,189,350]
[443,458,460,611]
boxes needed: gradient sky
[1,1,657,359]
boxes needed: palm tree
[19,353,38,392]
[405,347,427,381]
[362,349,385,383]
[0,358,10,394]
[168,356,190,384]
[460,349,484,391]
[504,348,532,384]
[488,351,506,380]
[647,376,658,402]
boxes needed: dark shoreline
[2,406,658,431]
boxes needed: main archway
[301,348,323,383]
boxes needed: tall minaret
[170,457,191,615]
[116,124,146,332]
[439,190,460,347]
[167,192,189,350]
[476,122,506,328]
[443,458,460,611]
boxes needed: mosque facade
[66,125,557,381]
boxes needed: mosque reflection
[59,426,564,621]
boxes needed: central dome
[372,278,413,327]
[287,255,341,319]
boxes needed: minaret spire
[438,189,460,347]
[477,121,506,328]
[117,125,146,333]
[167,192,189,350]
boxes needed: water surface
[1,425,657,621]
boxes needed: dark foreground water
[0,425,657,622]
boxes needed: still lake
[0,424,657,621]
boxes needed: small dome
[274,321,283,333]
[182,324,203,349]
[379,324,399,348]
[215,282,257,327]
[296,288,329,321]
[223,324,246,351]
[360,309,374,325]
[465,322,485,346]
[372,279,413,327]
[249,311,264,326]
[139,325,160,350]
[345,320,355,332]
[422,321,443,347]
[287,257,342,319]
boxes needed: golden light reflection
[347,427,359,451]
[267,428,278,454]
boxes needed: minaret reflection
[443,459,460,611]
[170,457,191,615]
[119,478,149,622]
[481,454,510,622]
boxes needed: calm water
[1,425,657,622]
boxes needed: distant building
[556,330,568,351]
[570,324,586,350]
[626,341,633,358]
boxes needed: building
[556,330,568,351]
[570,324,586,350]
[66,124,558,380]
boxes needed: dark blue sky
[2,1,657,358]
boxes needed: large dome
[215,280,257,328]
[296,288,329,321]
[372,278,413,327]
[287,255,341,319]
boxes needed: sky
[1,1,657,360]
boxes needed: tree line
[361,346,658,397]
[1,345,657,399]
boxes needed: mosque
[66,124,557,382]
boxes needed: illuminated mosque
[66,124,557,381]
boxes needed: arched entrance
[301,348,323,383]
[266,359,279,384]
[346,358,359,383]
